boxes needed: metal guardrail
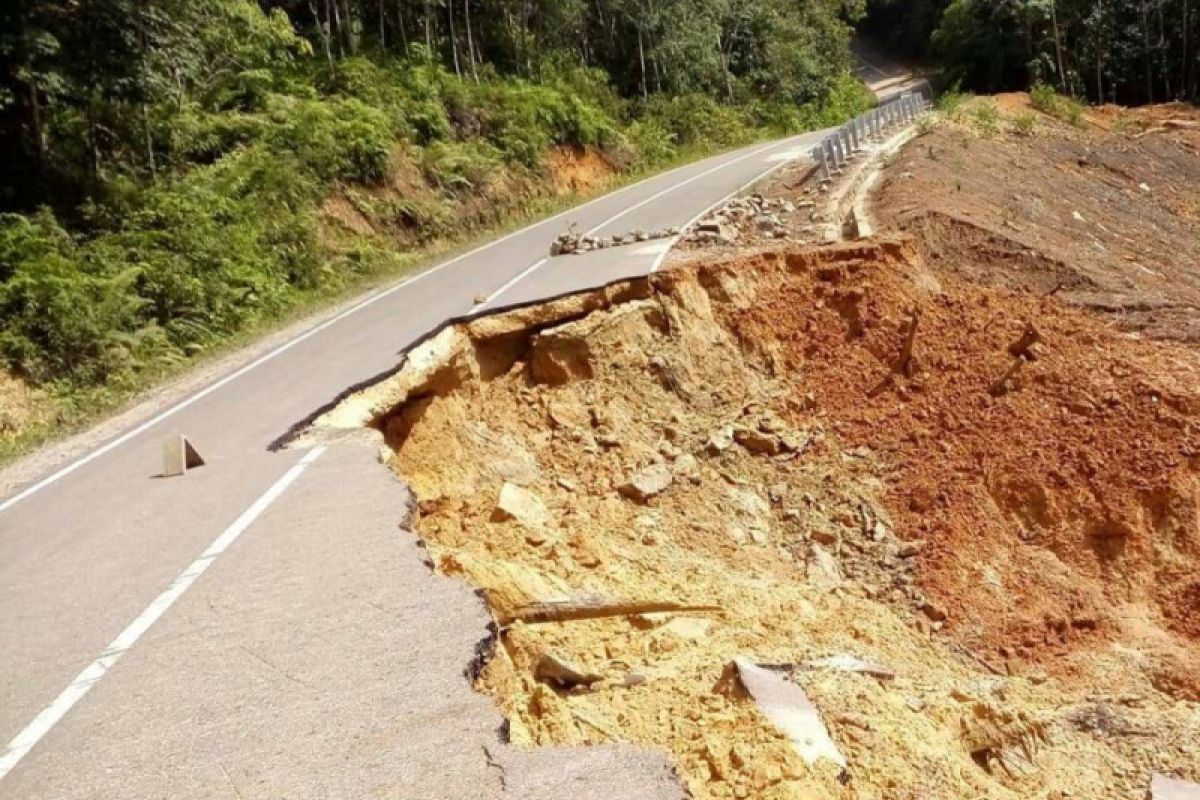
[811,87,932,181]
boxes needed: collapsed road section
[305,233,1200,800]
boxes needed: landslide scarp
[319,237,1200,799]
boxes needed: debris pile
[550,224,681,256]
[683,193,817,248]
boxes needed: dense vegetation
[0,0,869,446]
[863,0,1200,105]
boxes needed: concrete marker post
[161,435,205,478]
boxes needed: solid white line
[0,446,327,781]
[649,132,824,273]
[0,141,773,516]
[475,258,548,312]
[480,136,799,309]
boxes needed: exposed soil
[546,145,618,195]
[0,371,45,447]
[318,99,1200,799]
[321,234,1200,799]
[874,96,1200,343]
[320,144,617,251]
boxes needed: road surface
[0,129,827,798]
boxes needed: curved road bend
[0,128,827,799]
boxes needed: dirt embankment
[318,97,1200,799]
[319,144,616,250]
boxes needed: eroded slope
[328,237,1200,799]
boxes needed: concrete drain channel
[304,238,1200,799]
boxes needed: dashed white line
[0,445,327,781]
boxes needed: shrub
[971,101,1000,136]
[1012,111,1037,136]
[1030,83,1086,126]
[936,85,973,117]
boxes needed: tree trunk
[1184,0,1191,99]
[637,27,648,99]
[424,1,433,53]
[718,33,734,102]
[447,0,462,77]
[142,103,156,175]
[1143,0,1154,103]
[397,0,409,51]
[1050,0,1068,92]
[464,0,478,81]
[378,0,386,49]
[309,0,334,66]
[27,78,45,169]
[327,0,345,58]
[340,0,356,55]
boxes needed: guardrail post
[813,145,829,179]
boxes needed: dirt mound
[343,238,1200,799]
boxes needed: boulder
[619,464,674,502]
[492,482,549,528]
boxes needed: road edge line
[0,446,327,781]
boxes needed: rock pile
[683,193,815,246]
[549,225,681,256]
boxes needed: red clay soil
[726,240,1200,696]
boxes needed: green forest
[0,0,870,449]
[864,0,1200,104]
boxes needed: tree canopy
[862,0,1200,104]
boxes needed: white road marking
[479,136,801,309]
[0,140,778,515]
[474,258,548,312]
[0,446,327,781]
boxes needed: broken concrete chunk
[1151,774,1200,800]
[672,453,700,481]
[619,464,674,502]
[534,652,603,689]
[662,616,712,640]
[492,482,549,528]
[808,544,843,589]
[729,658,847,768]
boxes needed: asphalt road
[0,129,827,798]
